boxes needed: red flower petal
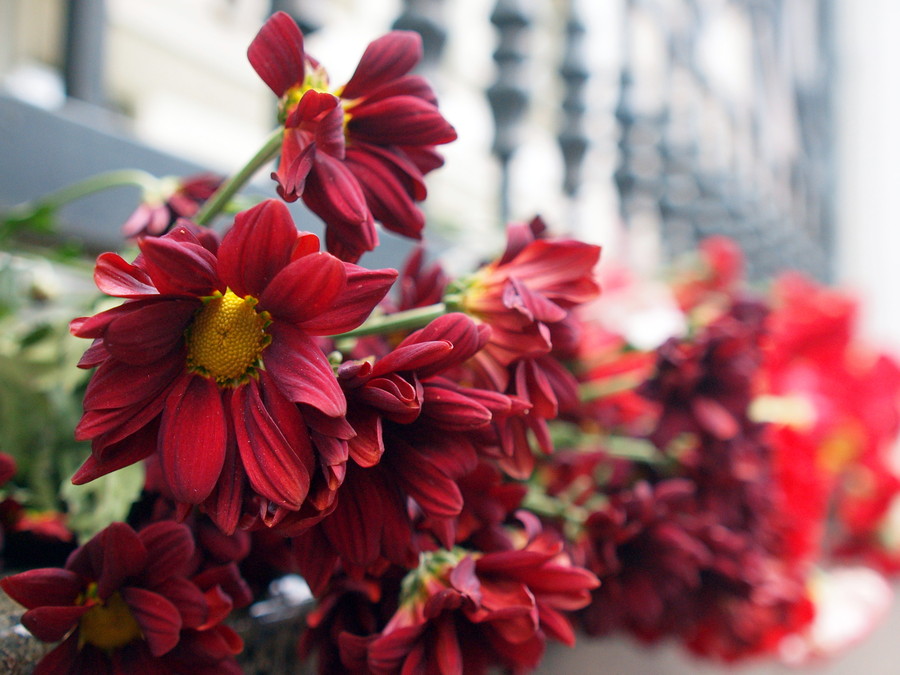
[159,375,227,504]
[344,147,425,239]
[202,429,245,536]
[138,521,195,585]
[66,523,148,600]
[321,467,385,566]
[151,578,208,629]
[264,323,346,417]
[300,265,397,335]
[272,130,315,202]
[231,379,312,509]
[21,605,88,642]
[259,252,346,324]
[348,95,457,146]
[94,252,158,298]
[247,11,305,97]
[72,423,158,484]
[217,199,299,298]
[0,569,83,609]
[32,634,81,675]
[341,31,422,100]
[103,299,197,365]
[138,236,219,296]
[120,586,182,657]
[302,153,372,229]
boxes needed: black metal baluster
[557,0,589,198]
[393,0,448,68]
[487,0,531,224]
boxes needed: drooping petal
[72,422,158,484]
[302,154,372,236]
[31,634,81,675]
[247,10,306,97]
[159,374,227,504]
[344,147,425,239]
[265,323,346,417]
[231,379,311,509]
[272,129,315,202]
[341,31,422,100]
[217,199,299,297]
[120,586,182,657]
[94,252,158,298]
[0,569,83,609]
[321,467,384,566]
[202,420,245,536]
[259,252,346,324]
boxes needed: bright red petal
[138,236,219,296]
[300,265,397,335]
[348,95,457,146]
[247,11,306,97]
[341,31,422,100]
[94,252,158,298]
[103,299,197,365]
[259,252,346,324]
[217,199,299,298]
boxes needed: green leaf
[59,462,146,542]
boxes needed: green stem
[5,169,159,217]
[194,128,284,226]
[334,302,449,339]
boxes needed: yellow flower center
[78,588,143,651]
[279,62,331,122]
[186,289,271,387]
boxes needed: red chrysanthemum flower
[450,220,601,370]
[0,521,243,674]
[351,526,598,674]
[70,199,397,533]
[248,11,457,262]
[122,173,224,238]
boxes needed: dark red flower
[0,521,243,674]
[579,480,711,640]
[356,525,598,674]
[122,173,223,238]
[70,199,397,533]
[248,11,457,261]
[279,314,517,586]
[450,221,601,368]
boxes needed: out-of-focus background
[1,0,900,672]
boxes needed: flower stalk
[194,127,284,226]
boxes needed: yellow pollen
[186,289,270,386]
[78,589,143,651]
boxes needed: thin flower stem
[5,169,159,217]
[334,302,449,339]
[194,128,284,226]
